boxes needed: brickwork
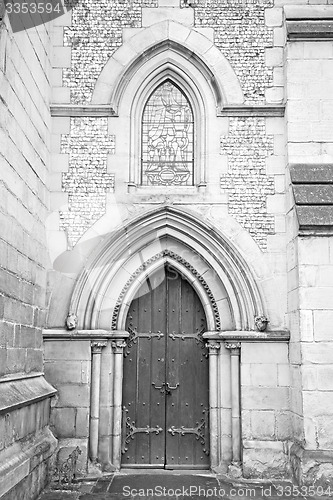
[0,14,57,500]
[193,0,274,104]
[0,18,51,377]
[59,117,115,247]
[220,117,275,250]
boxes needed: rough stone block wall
[241,342,291,478]
[44,340,92,474]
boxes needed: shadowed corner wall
[285,6,333,485]
[0,9,57,500]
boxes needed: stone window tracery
[141,80,194,186]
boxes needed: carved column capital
[111,340,127,354]
[91,340,107,354]
[206,341,221,355]
[225,342,241,354]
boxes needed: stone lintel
[290,164,333,184]
[285,6,333,40]
[142,7,194,27]
[243,439,286,451]
[203,331,290,342]
[159,0,180,7]
[293,185,333,205]
[50,105,117,117]
[0,376,56,415]
[285,5,333,20]
[296,206,333,227]
[287,20,333,40]
[218,105,285,117]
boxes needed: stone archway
[68,206,265,471]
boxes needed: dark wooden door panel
[122,269,166,466]
[122,265,209,468]
[165,268,209,468]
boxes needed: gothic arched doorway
[121,264,210,469]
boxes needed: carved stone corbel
[111,339,127,354]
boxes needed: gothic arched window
[141,80,194,186]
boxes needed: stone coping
[0,371,44,384]
[0,375,57,414]
[218,105,285,117]
[203,331,290,342]
[43,329,129,340]
[43,329,289,342]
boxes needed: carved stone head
[66,312,78,331]
[254,315,269,332]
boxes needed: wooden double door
[121,265,210,469]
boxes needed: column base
[228,462,243,479]
[290,443,333,486]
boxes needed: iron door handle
[152,382,165,393]
[166,382,179,394]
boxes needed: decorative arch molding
[111,249,221,331]
[91,20,244,110]
[70,206,264,332]
[128,64,206,188]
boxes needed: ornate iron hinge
[169,328,208,358]
[121,407,163,454]
[124,326,164,357]
[167,408,210,456]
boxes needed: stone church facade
[1,0,333,498]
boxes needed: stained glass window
[141,80,194,186]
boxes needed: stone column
[206,340,221,470]
[111,339,127,469]
[90,340,107,463]
[225,341,242,475]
